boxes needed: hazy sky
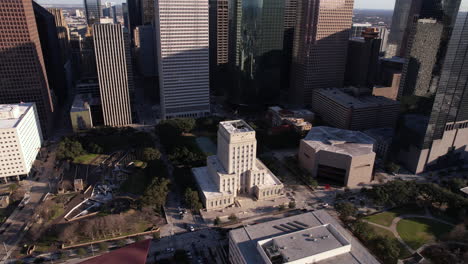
[36,0,396,10]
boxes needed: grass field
[369,225,412,259]
[397,217,452,250]
[73,154,99,165]
[364,205,426,227]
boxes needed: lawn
[397,217,452,250]
[195,137,217,155]
[364,205,426,227]
[369,226,412,259]
[73,154,99,165]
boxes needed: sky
[36,0,396,10]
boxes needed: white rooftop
[192,165,232,199]
[303,127,375,157]
[0,103,33,129]
[220,120,254,134]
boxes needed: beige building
[229,211,379,264]
[193,120,284,211]
[299,127,375,188]
[268,106,314,132]
[312,88,400,131]
[70,94,95,132]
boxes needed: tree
[86,142,103,154]
[228,213,238,221]
[214,217,222,226]
[288,201,296,209]
[142,147,161,162]
[76,248,87,257]
[98,242,108,252]
[174,249,190,264]
[384,162,400,174]
[335,202,357,221]
[278,204,286,211]
[370,236,400,264]
[56,138,86,160]
[309,179,318,189]
[184,188,203,211]
[141,177,171,212]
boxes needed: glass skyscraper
[396,0,468,173]
[84,0,101,25]
[228,0,285,105]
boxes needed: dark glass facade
[228,0,285,105]
[84,0,101,25]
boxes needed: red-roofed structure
[79,239,151,264]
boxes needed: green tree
[87,142,103,154]
[174,249,190,264]
[384,162,400,174]
[142,147,162,162]
[309,179,318,189]
[370,236,400,264]
[214,217,222,226]
[98,242,108,252]
[76,248,87,257]
[228,213,238,221]
[288,201,296,209]
[278,204,286,211]
[335,202,357,221]
[56,138,86,160]
[141,177,171,211]
[184,188,203,211]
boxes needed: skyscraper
[127,0,142,39]
[47,8,71,65]
[93,24,133,126]
[0,0,54,137]
[155,0,210,119]
[229,0,285,105]
[142,0,154,25]
[122,3,129,29]
[34,2,67,105]
[396,0,468,173]
[209,0,229,95]
[84,0,102,25]
[283,0,298,95]
[290,0,354,105]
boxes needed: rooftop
[363,128,394,143]
[254,159,283,187]
[0,103,34,129]
[316,88,400,109]
[263,225,350,263]
[229,211,379,264]
[303,127,375,157]
[192,162,232,200]
[71,94,99,113]
[220,120,254,134]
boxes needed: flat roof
[71,94,100,113]
[229,211,379,264]
[220,120,254,134]
[192,163,232,200]
[254,159,282,186]
[316,88,400,109]
[303,127,375,157]
[266,225,348,262]
[363,128,394,143]
[0,103,33,129]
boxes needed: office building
[345,28,381,89]
[290,0,354,105]
[70,94,103,132]
[127,0,142,40]
[364,128,394,161]
[142,0,154,25]
[282,0,298,93]
[122,3,129,29]
[312,88,400,131]
[84,0,102,25]
[93,24,133,126]
[193,120,284,211]
[155,0,210,119]
[267,106,314,133]
[103,2,117,24]
[47,8,71,65]
[376,26,389,55]
[228,0,285,105]
[0,0,55,138]
[229,211,379,264]
[209,0,229,94]
[0,104,43,181]
[350,23,372,38]
[373,57,405,100]
[396,0,468,173]
[34,2,68,105]
[299,127,375,187]
[81,27,98,78]
[134,25,156,77]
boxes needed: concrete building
[141,0,154,25]
[299,127,375,187]
[193,120,284,211]
[209,0,229,95]
[312,88,400,131]
[84,0,101,25]
[349,23,372,38]
[267,106,314,133]
[76,79,100,97]
[396,0,468,173]
[0,0,55,138]
[372,57,405,100]
[93,24,133,126]
[0,104,43,181]
[290,0,354,105]
[345,28,381,89]
[70,94,101,132]
[364,128,394,161]
[134,25,156,77]
[228,0,285,105]
[47,8,71,66]
[229,210,379,264]
[155,0,211,119]
[376,26,389,55]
